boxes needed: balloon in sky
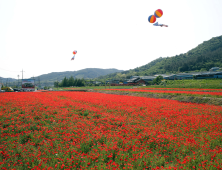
[148,15,156,23]
[71,50,77,60]
[154,9,163,18]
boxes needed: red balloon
[154,9,163,18]
[148,15,156,23]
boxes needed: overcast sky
[1,0,222,79]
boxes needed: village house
[209,67,220,71]
[127,76,153,86]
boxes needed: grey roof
[215,71,222,75]
[140,76,156,79]
[197,71,222,75]
[127,77,140,83]
[176,73,194,75]
[126,71,222,83]
[131,76,140,78]
[154,71,222,77]
[154,74,175,78]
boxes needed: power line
[0,67,20,72]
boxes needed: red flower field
[136,88,222,92]
[0,91,221,169]
[99,88,222,97]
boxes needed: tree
[68,76,75,86]
[54,81,59,87]
[61,77,68,87]
[152,76,163,85]
[55,77,86,87]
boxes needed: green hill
[35,68,123,83]
[1,68,123,87]
[0,77,17,86]
[2,35,222,86]
[99,35,222,80]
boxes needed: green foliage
[57,77,85,87]
[20,134,32,144]
[80,140,94,153]
[98,35,222,81]
[1,69,123,88]
[148,79,222,89]
[36,68,123,85]
[68,76,75,86]
[152,76,163,85]
[54,81,59,87]
[44,86,49,90]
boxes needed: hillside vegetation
[1,68,123,87]
[99,35,222,80]
[35,68,123,82]
[2,35,222,85]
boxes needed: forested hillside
[154,35,222,74]
[99,35,222,80]
[35,68,123,83]
[2,36,222,85]
[1,68,123,86]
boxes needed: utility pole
[32,75,35,90]
[57,78,58,90]
[21,69,25,80]
[39,77,40,89]
[17,75,19,88]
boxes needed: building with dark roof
[209,67,220,71]
[127,77,146,85]
[156,71,222,80]
[109,71,222,86]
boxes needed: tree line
[54,76,85,87]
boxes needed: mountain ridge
[99,35,222,80]
[1,35,222,84]
[0,68,124,84]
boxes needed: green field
[156,79,222,89]
[54,79,222,90]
